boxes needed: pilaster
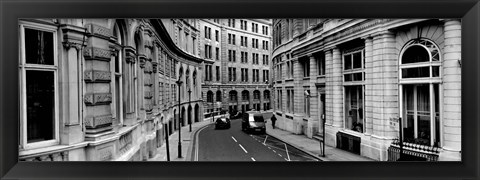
[439,19,461,161]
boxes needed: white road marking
[272,150,276,153]
[284,143,291,161]
[231,136,237,142]
[284,158,289,161]
[251,157,256,161]
[239,144,248,153]
[278,154,283,157]
[263,135,268,145]
[268,147,271,149]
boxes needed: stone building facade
[199,19,273,115]
[18,19,207,161]
[271,19,461,161]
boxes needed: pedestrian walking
[271,115,277,129]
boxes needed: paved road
[194,118,319,161]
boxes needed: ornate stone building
[18,19,208,161]
[200,19,273,116]
[271,19,461,161]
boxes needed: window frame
[19,22,60,150]
[398,38,443,147]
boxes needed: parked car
[241,111,266,134]
[215,113,231,129]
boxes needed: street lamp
[188,88,192,132]
[176,78,183,158]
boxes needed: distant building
[18,19,208,161]
[271,19,461,161]
[199,19,273,116]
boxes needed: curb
[186,121,213,161]
[266,130,328,161]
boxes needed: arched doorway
[195,104,200,122]
[173,109,177,130]
[181,107,186,127]
[188,105,192,126]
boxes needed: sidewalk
[148,118,213,161]
[265,121,374,161]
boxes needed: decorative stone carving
[138,55,146,68]
[152,62,158,73]
[84,47,112,61]
[144,40,154,49]
[62,41,84,51]
[118,131,133,156]
[84,70,111,83]
[84,93,112,106]
[85,114,113,128]
[87,23,113,39]
[144,91,153,99]
[97,146,114,161]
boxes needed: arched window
[216,90,222,102]
[399,38,442,147]
[185,68,190,90]
[253,90,261,100]
[263,90,270,100]
[193,70,197,87]
[229,91,238,102]
[113,21,126,126]
[207,91,214,103]
[242,90,249,101]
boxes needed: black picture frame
[1,0,479,180]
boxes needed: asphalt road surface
[193,118,320,161]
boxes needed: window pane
[26,70,55,143]
[353,72,363,81]
[344,74,352,82]
[402,67,430,78]
[432,66,440,77]
[344,54,352,70]
[25,28,54,65]
[345,86,363,133]
[402,45,429,64]
[352,52,362,69]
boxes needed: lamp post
[188,88,192,132]
[176,79,183,158]
[164,122,170,161]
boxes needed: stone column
[324,49,334,127]
[292,58,303,134]
[331,47,343,129]
[439,19,461,161]
[308,54,319,138]
[60,24,87,145]
[371,31,398,139]
[363,36,374,136]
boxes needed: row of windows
[206,90,270,103]
[227,19,268,35]
[276,53,325,81]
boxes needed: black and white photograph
[18,18,462,162]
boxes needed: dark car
[215,113,231,129]
[241,112,266,134]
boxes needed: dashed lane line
[231,136,237,142]
[239,144,248,154]
[251,157,256,161]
